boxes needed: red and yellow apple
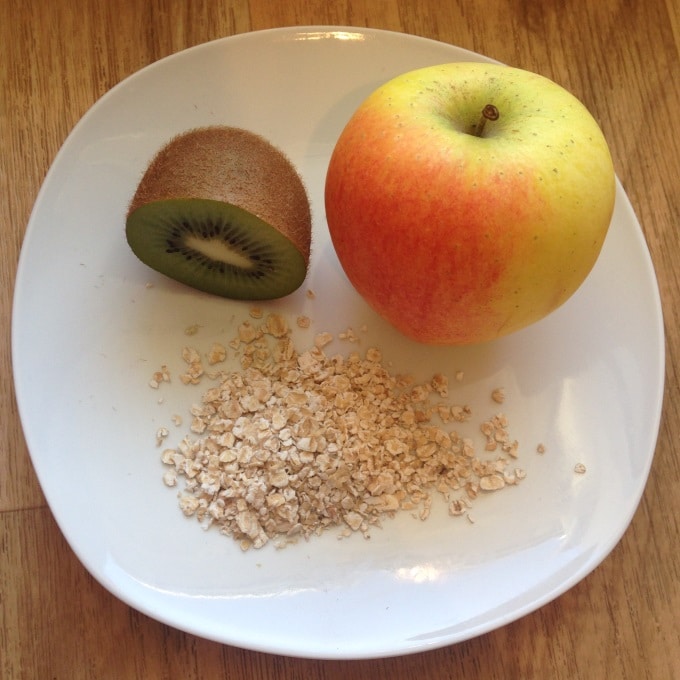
[324,62,616,345]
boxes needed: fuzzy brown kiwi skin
[127,126,312,268]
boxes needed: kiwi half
[126,126,312,300]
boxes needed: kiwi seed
[125,126,312,300]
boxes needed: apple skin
[324,62,616,345]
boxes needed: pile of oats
[154,312,526,551]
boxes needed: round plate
[12,27,664,659]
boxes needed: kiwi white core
[185,235,255,270]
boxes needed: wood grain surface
[2,1,679,678]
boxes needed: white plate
[12,27,664,659]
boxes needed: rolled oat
[156,313,527,550]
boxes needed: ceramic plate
[12,27,664,659]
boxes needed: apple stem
[474,104,500,137]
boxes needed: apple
[324,62,616,345]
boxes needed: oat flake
[155,313,529,550]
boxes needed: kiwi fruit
[126,126,312,300]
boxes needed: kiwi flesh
[126,126,312,300]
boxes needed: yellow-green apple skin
[324,62,616,345]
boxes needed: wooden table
[2,1,678,677]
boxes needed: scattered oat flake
[480,474,506,491]
[431,373,448,398]
[574,462,587,474]
[206,342,227,365]
[306,289,316,299]
[149,365,171,389]
[314,332,333,349]
[182,347,201,364]
[249,307,263,319]
[537,443,546,454]
[491,387,505,404]
[163,469,178,487]
[237,321,259,344]
[264,313,288,338]
[448,499,469,516]
[338,327,358,342]
[184,324,201,336]
[179,347,204,384]
[296,315,311,328]
[365,347,382,363]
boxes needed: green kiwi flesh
[125,126,312,300]
[127,198,308,299]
